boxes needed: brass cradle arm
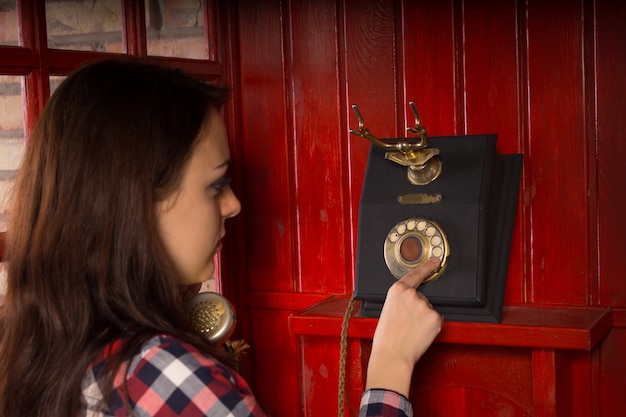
[349,102,442,185]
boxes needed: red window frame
[0,0,225,138]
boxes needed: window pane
[145,0,207,60]
[49,75,65,96]
[45,0,123,52]
[0,1,18,46]
[0,74,25,232]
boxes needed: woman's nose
[222,186,241,219]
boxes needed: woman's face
[156,109,241,287]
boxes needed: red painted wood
[121,0,147,56]
[400,0,458,135]
[16,0,49,136]
[289,296,612,351]
[343,0,397,138]
[532,350,559,417]
[413,345,535,414]
[298,337,364,417]
[569,349,600,417]
[237,0,295,293]
[288,0,348,294]
[0,46,38,70]
[599,329,626,416]
[415,387,532,416]
[204,0,220,62]
[468,389,531,417]
[248,308,300,417]
[342,0,400,296]
[245,291,328,311]
[595,0,626,307]
[460,0,527,305]
[295,321,604,416]
[524,0,590,305]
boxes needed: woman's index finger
[396,257,442,289]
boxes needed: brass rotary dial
[383,217,449,283]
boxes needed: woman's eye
[211,177,232,195]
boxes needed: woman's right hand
[365,257,443,397]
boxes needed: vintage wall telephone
[350,103,522,323]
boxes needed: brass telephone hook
[348,103,442,185]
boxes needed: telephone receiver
[185,292,237,345]
[350,103,522,323]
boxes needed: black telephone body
[352,107,522,323]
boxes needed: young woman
[0,58,442,417]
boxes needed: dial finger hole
[399,236,423,263]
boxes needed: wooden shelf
[289,295,613,351]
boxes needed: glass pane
[0,1,19,46]
[49,75,65,96]
[0,71,24,303]
[45,0,123,52]
[0,74,25,234]
[145,0,207,60]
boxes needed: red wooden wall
[217,0,626,415]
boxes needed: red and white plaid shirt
[81,335,412,417]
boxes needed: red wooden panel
[121,0,147,55]
[300,337,365,416]
[531,349,577,417]
[525,0,589,304]
[342,0,399,292]
[288,0,348,294]
[410,344,535,415]
[237,0,295,292]
[289,296,612,350]
[468,389,532,417]
[595,0,626,307]
[246,291,328,311]
[414,387,532,417]
[461,0,527,305]
[0,46,39,70]
[231,1,626,416]
[300,336,340,416]
[299,336,363,417]
[343,0,397,137]
[248,308,300,417]
[599,329,626,416]
[16,0,49,135]
[415,387,472,416]
[462,0,520,153]
[400,0,458,135]
[569,349,600,417]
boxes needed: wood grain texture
[289,296,612,350]
[288,0,347,294]
[400,0,458,135]
[524,0,589,305]
[237,0,295,293]
[230,0,626,414]
[595,0,626,307]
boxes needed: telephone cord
[338,293,356,417]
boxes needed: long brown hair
[0,58,232,417]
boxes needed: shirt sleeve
[358,389,413,417]
[123,336,268,417]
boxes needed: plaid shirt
[359,390,413,417]
[81,335,411,417]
